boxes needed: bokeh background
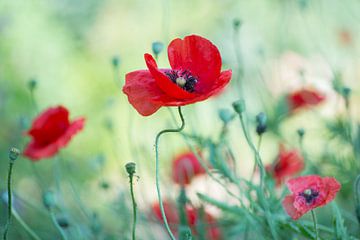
[1,0,360,239]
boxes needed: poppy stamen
[299,188,319,205]
[165,70,198,92]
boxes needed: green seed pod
[152,41,164,56]
[232,99,246,114]
[9,147,20,162]
[218,108,234,124]
[125,162,136,175]
[42,190,55,210]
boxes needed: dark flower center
[165,70,198,92]
[299,189,319,205]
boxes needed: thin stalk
[128,170,137,240]
[250,135,263,182]
[49,210,68,240]
[3,162,14,240]
[155,106,185,240]
[311,210,319,240]
[12,209,42,240]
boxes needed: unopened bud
[152,41,164,57]
[125,162,136,175]
[9,147,20,162]
[57,216,70,229]
[112,56,120,67]
[256,112,267,135]
[233,18,242,29]
[232,99,246,114]
[42,190,55,210]
[28,79,37,90]
[297,128,305,138]
[218,108,234,124]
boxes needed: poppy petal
[122,70,164,116]
[282,195,303,220]
[151,70,232,106]
[144,54,197,99]
[167,35,222,92]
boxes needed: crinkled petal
[322,177,341,206]
[287,175,322,194]
[122,70,165,116]
[282,195,303,220]
[144,54,197,99]
[167,35,222,92]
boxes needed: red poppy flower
[172,152,206,185]
[282,175,341,220]
[266,144,304,185]
[287,88,325,111]
[152,201,222,240]
[24,106,85,161]
[123,35,232,116]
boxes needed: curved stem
[49,210,68,240]
[129,174,137,240]
[12,209,42,240]
[311,210,319,240]
[3,162,14,240]
[155,106,185,240]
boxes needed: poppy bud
[218,108,234,124]
[297,128,305,138]
[42,190,55,210]
[233,18,242,29]
[152,41,164,57]
[256,112,267,135]
[57,216,70,229]
[125,162,136,175]
[99,180,110,190]
[9,147,20,162]
[28,78,37,91]
[112,56,120,67]
[232,99,245,114]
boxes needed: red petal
[282,195,303,220]
[167,35,222,92]
[122,70,164,116]
[172,152,205,185]
[23,117,85,161]
[151,70,232,106]
[322,177,341,206]
[286,175,322,194]
[144,54,197,99]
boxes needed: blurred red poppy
[172,152,206,185]
[282,175,341,220]
[24,106,85,161]
[287,89,325,111]
[152,201,222,240]
[266,144,304,185]
[123,35,232,116]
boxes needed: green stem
[155,106,185,240]
[129,174,137,240]
[49,210,68,240]
[3,162,14,240]
[12,209,42,240]
[311,210,319,240]
[237,112,265,188]
[250,135,262,181]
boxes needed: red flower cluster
[24,106,85,161]
[172,152,206,185]
[287,88,325,111]
[266,144,304,185]
[152,201,221,240]
[123,35,232,116]
[282,175,341,220]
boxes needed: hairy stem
[155,106,185,240]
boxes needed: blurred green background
[0,0,360,239]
